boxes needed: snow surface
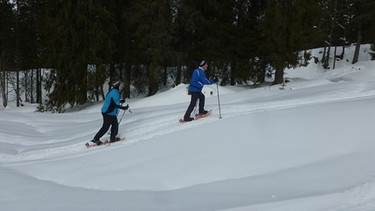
[1,47,375,210]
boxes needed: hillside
[1,45,375,210]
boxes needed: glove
[120,99,126,104]
[122,104,129,110]
[213,77,219,83]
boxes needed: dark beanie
[199,60,207,67]
[112,81,121,89]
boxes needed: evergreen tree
[15,0,48,105]
[198,0,236,82]
[319,0,338,69]
[125,0,174,96]
[318,0,355,69]
[107,0,132,98]
[330,0,355,63]
[0,0,16,108]
[231,0,267,85]
[172,0,235,82]
[171,0,195,81]
[42,0,117,111]
[350,0,375,64]
[259,0,322,85]
[16,0,44,70]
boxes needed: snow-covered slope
[1,46,375,210]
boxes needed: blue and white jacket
[188,67,214,93]
[101,88,123,116]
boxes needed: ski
[179,110,212,123]
[85,137,125,148]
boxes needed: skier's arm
[111,98,128,110]
[199,71,214,85]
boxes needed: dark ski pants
[184,91,205,119]
[94,112,118,141]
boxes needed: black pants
[184,92,205,119]
[94,113,118,141]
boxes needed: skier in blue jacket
[92,81,129,145]
[183,60,217,121]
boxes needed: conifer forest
[0,0,374,112]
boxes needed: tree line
[0,0,374,112]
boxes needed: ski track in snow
[2,79,375,165]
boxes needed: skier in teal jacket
[92,81,128,145]
[183,60,217,121]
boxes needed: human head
[199,60,208,70]
[112,81,123,90]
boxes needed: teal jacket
[101,88,123,116]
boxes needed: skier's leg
[93,113,111,141]
[184,92,199,120]
[110,115,119,141]
[198,92,205,114]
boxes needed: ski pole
[118,106,132,124]
[118,109,126,125]
[216,82,222,119]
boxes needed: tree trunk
[321,46,327,65]
[24,72,28,102]
[16,70,20,107]
[273,68,284,85]
[175,66,181,85]
[124,63,131,98]
[0,51,7,108]
[30,69,34,103]
[36,68,42,105]
[148,62,159,96]
[333,46,337,69]
[352,24,362,64]
[230,61,236,86]
[323,45,331,69]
